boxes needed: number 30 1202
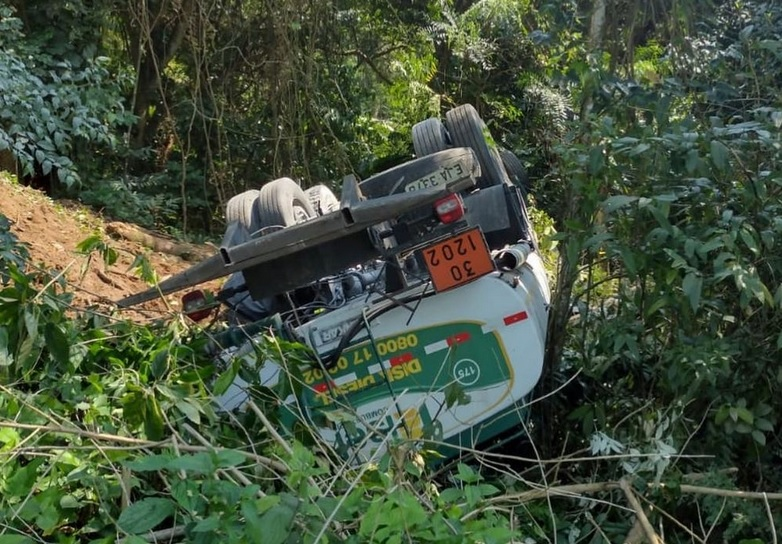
[422,228,494,292]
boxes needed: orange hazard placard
[422,228,495,292]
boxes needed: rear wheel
[412,118,450,157]
[225,190,261,233]
[499,148,530,191]
[222,190,272,323]
[445,104,508,188]
[256,177,316,229]
[358,147,480,198]
[305,184,340,215]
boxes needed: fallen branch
[106,221,214,262]
[182,423,267,496]
[0,421,163,446]
[619,478,662,544]
[118,524,187,544]
[675,483,782,501]
[482,480,782,507]
[764,492,778,544]
[0,420,288,473]
[96,269,123,289]
[623,519,646,544]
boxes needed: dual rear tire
[412,104,528,191]
[225,178,328,236]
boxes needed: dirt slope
[0,176,219,320]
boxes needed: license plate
[404,161,466,192]
[422,228,494,292]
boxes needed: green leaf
[755,418,774,432]
[438,488,463,504]
[682,272,702,312]
[602,195,638,214]
[444,381,469,408]
[315,496,354,523]
[5,458,44,496]
[588,145,604,174]
[739,227,760,256]
[166,452,214,474]
[151,349,169,380]
[129,253,158,285]
[59,494,81,509]
[709,140,730,171]
[175,399,201,425]
[75,234,103,254]
[257,503,296,544]
[255,494,281,514]
[44,322,70,365]
[456,463,481,484]
[751,430,766,446]
[715,406,729,425]
[215,449,246,468]
[0,325,13,367]
[144,396,165,441]
[0,427,20,448]
[736,407,754,425]
[125,454,174,472]
[117,498,176,534]
[629,142,651,156]
[192,515,222,533]
[212,363,238,396]
[170,479,200,512]
[23,308,39,341]
[476,483,500,497]
[242,499,264,544]
[663,249,688,269]
[0,536,36,544]
[686,148,703,174]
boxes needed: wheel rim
[293,204,310,224]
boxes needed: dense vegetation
[1,0,782,542]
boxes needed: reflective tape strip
[448,332,471,345]
[390,352,413,366]
[313,382,330,393]
[368,353,413,376]
[334,372,357,386]
[424,333,470,354]
[313,372,357,393]
[424,340,449,354]
[503,311,529,326]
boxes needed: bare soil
[0,176,219,321]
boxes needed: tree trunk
[125,0,193,151]
[589,0,607,51]
[580,0,608,121]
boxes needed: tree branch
[619,478,662,544]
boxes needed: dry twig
[619,478,662,544]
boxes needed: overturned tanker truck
[118,104,551,463]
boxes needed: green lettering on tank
[303,321,512,408]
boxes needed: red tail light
[182,290,213,322]
[434,194,464,224]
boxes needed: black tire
[222,190,272,323]
[256,177,316,229]
[445,104,508,188]
[499,148,530,191]
[305,184,340,215]
[358,147,480,198]
[412,118,450,157]
[225,190,262,232]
